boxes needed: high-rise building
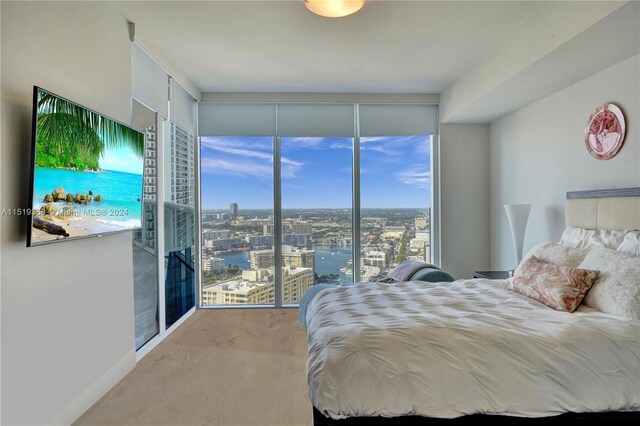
[204,237,244,250]
[246,235,274,248]
[282,245,315,271]
[202,257,224,272]
[202,229,230,240]
[250,250,275,269]
[249,247,315,273]
[282,266,314,304]
[363,250,386,269]
[134,124,158,252]
[229,203,238,220]
[282,233,309,246]
[263,223,273,236]
[410,232,430,250]
[164,122,195,251]
[201,266,313,305]
[288,222,312,235]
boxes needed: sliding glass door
[131,100,159,350]
[164,122,196,327]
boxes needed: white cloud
[360,137,387,144]
[395,167,431,189]
[281,137,325,148]
[201,136,303,178]
[329,142,352,150]
[360,135,431,158]
[201,157,272,178]
[361,144,400,155]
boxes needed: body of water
[218,251,250,269]
[215,245,354,283]
[34,167,143,224]
[314,246,353,282]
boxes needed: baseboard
[136,306,196,361]
[48,350,136,425]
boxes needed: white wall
[439,124,490,279]
[1,3,136,424]
[489,55,640,270]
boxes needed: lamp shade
[305,0,365,18]
[504,204,531,267]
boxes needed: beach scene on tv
[31,89,144,245]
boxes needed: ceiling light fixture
[305,0,365,18]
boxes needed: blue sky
[200,135,431,209]
[101,145,143,175]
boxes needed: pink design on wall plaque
[584,103,626,160]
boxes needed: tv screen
[28,87,144,246]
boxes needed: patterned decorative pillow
[508,256,600,312]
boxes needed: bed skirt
[312,407,640,425]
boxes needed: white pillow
[618,231,640,256]
[515,242,589,276]
[560,226,640,256]
[579,246,640,320]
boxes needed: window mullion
[273,134,283,307]
[352,104,362,283]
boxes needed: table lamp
[504,204,531,271]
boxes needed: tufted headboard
[566,187,640,231]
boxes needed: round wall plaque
[584,103,626,160]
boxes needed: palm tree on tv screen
[36,91,143,170]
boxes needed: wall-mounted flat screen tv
[28,86,144,246]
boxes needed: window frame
[197,102,439,308]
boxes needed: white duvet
[306,279,640,419]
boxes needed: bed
[306,188,640,424]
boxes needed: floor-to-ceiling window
[198,101,436,307]
[281,137,353,302]
[360,135,432,280]
[200,136,275,306]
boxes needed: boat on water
[340,267,353,276]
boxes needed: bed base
[313,407,640,425]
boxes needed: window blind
[131,45,169,118]
[276,103,355,137]
[198,102,437,137]
[171,79,196,135]
[198,103,277,136]
[359,104,438,136]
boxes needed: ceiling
[114,1,638,123]
[115,1,539,94]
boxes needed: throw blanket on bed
[369,260,439,283]
[306,279,640,419]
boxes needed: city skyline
[200,206,432,304]
[200,135,431,209]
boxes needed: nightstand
[473,270,512,280]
